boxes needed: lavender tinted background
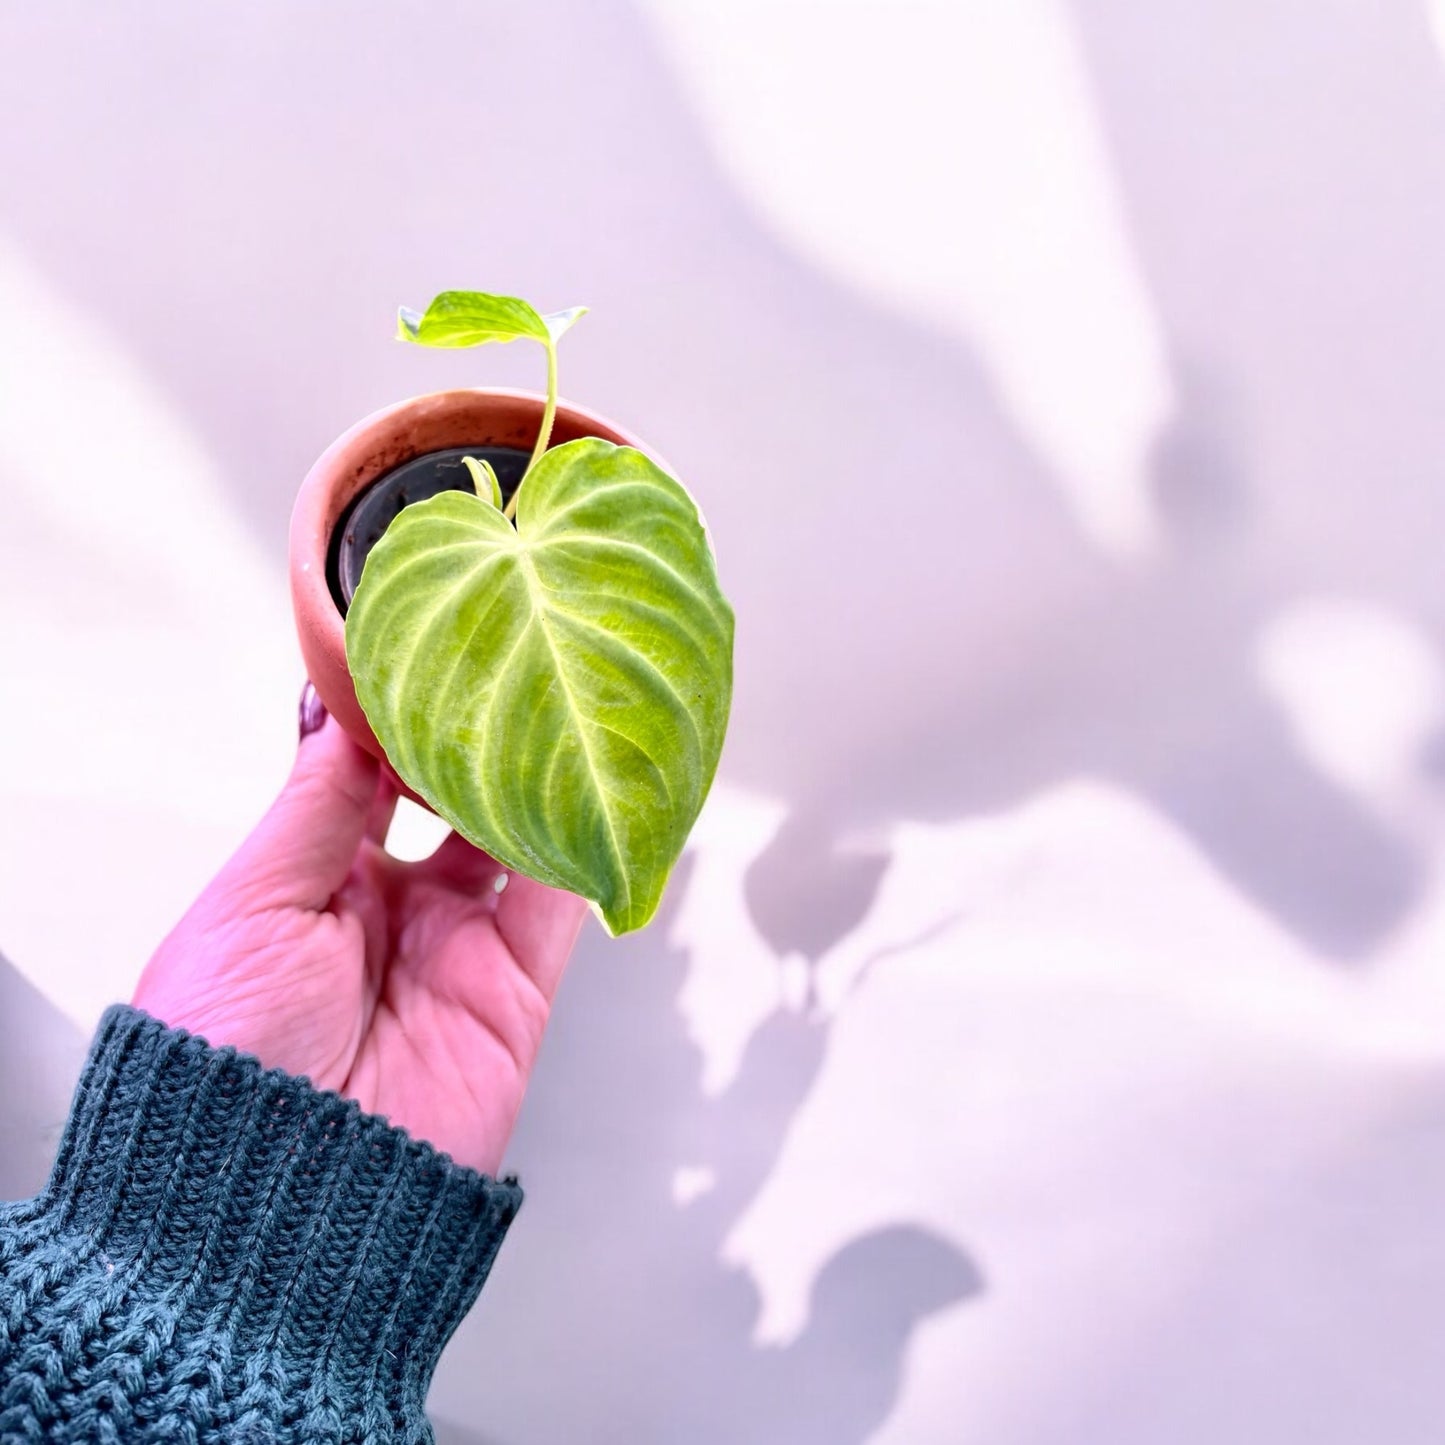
[4,1,1445,1439]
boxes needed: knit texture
[0,1006,522,1443]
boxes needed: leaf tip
[396,305,423,342]
[543,305,589,344]
[591,889,659,937]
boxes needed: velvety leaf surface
[396,290,588,351]
[396,290,551,347]
[345,438,733,934]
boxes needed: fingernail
[299,680,327,742]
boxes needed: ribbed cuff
[12,1006,521,1434]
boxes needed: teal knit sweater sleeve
[0,1006,523,1443]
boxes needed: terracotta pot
[289,387,646,769]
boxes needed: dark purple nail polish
[298,680,327,742]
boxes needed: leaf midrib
[520,551,631,917]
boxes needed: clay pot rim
[293,384,651,618]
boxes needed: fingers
[423,828,508,893]
[218,695,380,912]
[494,871,588,1002]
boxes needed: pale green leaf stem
[510,337,557,520]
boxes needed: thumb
[219,684,381,911]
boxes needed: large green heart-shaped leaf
[345,437,734,934]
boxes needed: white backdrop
[4,2,1445,1440]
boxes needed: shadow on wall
[0,953,87,1203]
[0,0,1427,962]
[433,871,982,1444]
[732,0,1445,962]
[2,919,978,1444]
[1048,1069,1445,1445]
[1054,0,1445,943]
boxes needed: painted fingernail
[299,680,327,742]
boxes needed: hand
[132,683,586,1176]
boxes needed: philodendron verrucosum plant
[344,291,735,935]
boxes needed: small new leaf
[462,455,504,510]
[395,290,563,349]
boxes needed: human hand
[132,683,586,1176]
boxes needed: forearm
[0,1007,520,1442]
